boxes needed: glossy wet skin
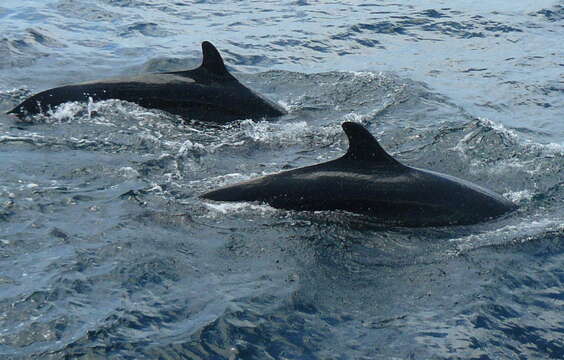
[7,41,286,122]
[202,122,516,226]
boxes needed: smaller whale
[7,41,286,122]
[201,122,516,226]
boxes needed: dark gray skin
[201,122,516,226]
[7,41,286,122]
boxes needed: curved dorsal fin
[200,41,231,78]
[340,122,402,165]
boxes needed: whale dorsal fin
[168,41,237,83]
[200,41,232,78]
[340,122,402,165]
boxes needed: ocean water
[0,1,563,359]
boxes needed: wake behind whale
[7,41,287,122]
[202,122,516,227]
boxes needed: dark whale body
[7,41,286,122]
[201,122,516,226]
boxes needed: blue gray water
[0,1,563,359]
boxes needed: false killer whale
[201,122,516,226]
[7,41,286,122]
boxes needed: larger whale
[7,41,286,122]
[201,122,516,226]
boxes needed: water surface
[0,1,563,359]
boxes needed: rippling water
[0,1,563,359]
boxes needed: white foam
[544,142,564,152]
[342,113,365,123]
[503,189,534,203]
[467,158,534,176]
[87,97,95,119]
[349,71,385,81]
[206,172,259,186]
[203,201,277,217]
[276,100,290,112]
[48,102,83,121]
[478,117,519,139]
[453,117,518,154]
[118,167,139,179]
[240,120,309,145]
[146,183,163,192]
[178,139,206,156]
[449,218,561,254]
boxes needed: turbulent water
[0,1,563,359]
